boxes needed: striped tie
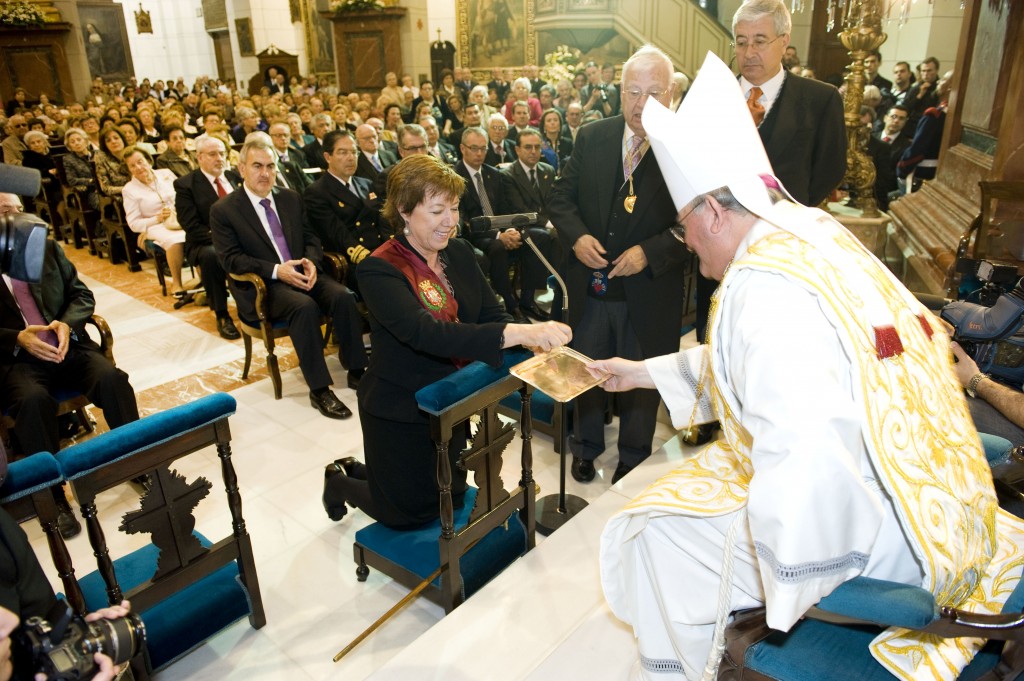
[623,134,645,179]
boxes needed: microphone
[0,164,41,197]
[469,213,538,233]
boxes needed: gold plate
[510,347,609,403]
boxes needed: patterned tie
[747,86,765,126]
[215,176,228,198]
[530,168,539,193]
[371,155,382,172]
[259,198,293,262]
[623,134,645,179]
[475,172,494,216]
[9,279,58,346]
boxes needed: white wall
[879,0,964,78]
[118,0,218,82]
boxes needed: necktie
[475,172,494,216]
[747,86,765,126]
[623,134,645,179]
[495,144,504,162]
[530,168,539,193]
[371,155,382,172]
[259,198,293,262]
[275,167,288,188]
[215,177,228,198]
[10,279,57,347]
[883,135,892,143]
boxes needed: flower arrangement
[540,44,583,86]
[329,0,384,12]
[0,0,46,26]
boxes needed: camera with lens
[12,600,146,681]
[0,211,48,282]
[941,257,1024,389]
[596,83,608,101]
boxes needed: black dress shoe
[571,457,596,483]
[56,507,82,539]
[610,461,634,485]
[322,463,349,521]
[335,456,367,480]
[510,308,531,324]
[310,390,352,419]
[217,316,241,340]
[347,369,364,390]
[520,302,551,321]
[682,421,719,446]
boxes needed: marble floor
[23,244,693,680]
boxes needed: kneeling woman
[323,155,571,529]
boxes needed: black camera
[13,600,146,681]
[0,212,48,282]
[956,257,1020,307]
[596,83,608,101]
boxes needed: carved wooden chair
[230,253,346,399]
[0,314,114,454]
[353,348,537,613]
[53,392,265,674]
[93,167,145,271]
[52,154,102,255]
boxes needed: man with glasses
[1,115,28,165]
[353,123,397,183]
[174,136,242,339]
[371,123,429,203]
[484,113,516,167]
[268,122,312,191]
[548,44,689,485]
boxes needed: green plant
[0,0,46,26]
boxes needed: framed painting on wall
[235,17,255,57]
[78,2,134,82]
[302,0,336,76]
[457,0,537,69]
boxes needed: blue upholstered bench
[353,349,536,613]
[53,393,265,673]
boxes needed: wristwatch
[966,372,990,398]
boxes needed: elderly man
[593,52,1024,681]
[371,123,428,202]
[484,113,516,166]
[353,123,397,183]
[549,44,689,485]
[1,115,28,165]
[210,134,367,417]
[303,113,334,170]
[419,115,458,164]
[268,121,312,191]
[173,136,242,340]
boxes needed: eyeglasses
[731,35,786,52]
[669,201,702,244]
[463,145,487,153]
[519,144,542,151]
[624,88,668,99]
[402,144,426,152]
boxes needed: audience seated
[353,123,397,183]
[268,121,312,191]
[94,126,132,197]
[419,116,458,165]
[503,78,542,127]
[371,123,428,202]
[1,115,27,165]
[154,124,197,178]
[484,113,516,166]
[62,127,100,209]
[538,108,572,173]
[303,113,333,170]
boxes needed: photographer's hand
[950,341,981,388]
[67,600,132,681]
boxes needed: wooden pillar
[322,7,407,94]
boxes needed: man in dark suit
[354,123,398,183]
[268,122,313,191]
[487,67,509,105]
[455,66,477,101]
[484,113,517,166]
[304,130,390,291]
[419,116,458,165]
[502,128,557,234]
[864,51,893,93]
[210,135,367,419]
[0,194,139,537]
[302,113,333,170]
[370,123,429,203]
[506,101,533,145]
[904,57,940,128]
[548,46,689,485]
[875,104,912,175]
[174,137,243,340]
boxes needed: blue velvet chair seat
[354,488,527,600]
[0,453,62,503]
[76,533,252,670]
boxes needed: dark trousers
[477,227,554,311]
[1,342,139,455]
[265,277,367,392]
[570,298,660,468]
[190,244,229,315]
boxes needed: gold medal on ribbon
[624,176,636,213]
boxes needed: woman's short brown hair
[122,144,153,166]
[382,155,466,229]
[98,125,127,155]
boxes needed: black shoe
[571,457,596,483]
[310,390,352,419]
[131,474,154,492]
[682,421,718,446]
[510,308,531,324]
[217,316,240,340]
[335,456,367,480]
[610,461,634,485]
[347,369,364,390]
[56,507,82,539]
[520,302,551,321]
[322,463,349,521]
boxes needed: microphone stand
[514,217,588,536]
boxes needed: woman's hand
[503,320,572,354]
[158,205,172,221]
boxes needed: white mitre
[642,51,792,219]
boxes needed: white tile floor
[25,271,695,680]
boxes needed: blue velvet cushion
[76,533,252,671]
[55,393,237,479]
[416,348,531,416]
[355,487,528,600]
[0,453,62,503]
[815,576,938,629]
[746,575,1024,680]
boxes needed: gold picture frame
[457,0,537,70]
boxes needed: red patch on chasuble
[917,314,934,340]
[874,325,904,359]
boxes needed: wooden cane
[333,563,448,662]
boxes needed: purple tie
[259,198,293,262]
[10,279,58,346]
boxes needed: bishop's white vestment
[600,204,1024,681]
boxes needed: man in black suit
[174,136,242,340]
[506,101,532,145]
[524,64,546,95]
[370,123,429,203]
[864,51,893,93]
[548,46,689,485]
[580,61,618,120]
[0,194,139,537]
[353,123,397,183]
[455,66,477,101]
[210,135,367,419]
[487,67,509,105]
[268,122,312,191]
[502,128,557,234]
[457,127,551,323]
[418,115,458,165]
[484,114,516,166]
[302,113,333,170]
[304,130,390,290]
[905,57,940,128]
